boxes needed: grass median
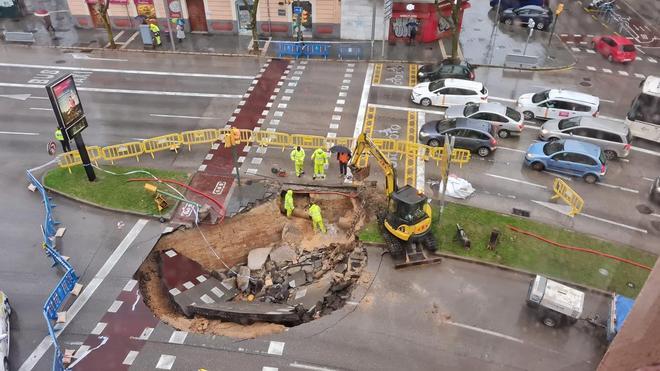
[44,165,190,216]
[358,202,656,298]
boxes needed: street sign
[293,6,302,14]
[47,141,57,156]
[528,18,535,29]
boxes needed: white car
[516,89,600,121]
[411,78,488,107]
[444,102,524,138]
[0,291,10,371]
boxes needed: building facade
[67,0,466,42]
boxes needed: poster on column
[135,0,156,19]
[46,74,85,129]
[167,0,182,18]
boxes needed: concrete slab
[190,301,304,326]
[248,246,273,270]
[287,276,332,311]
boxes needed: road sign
[528,18,535,29]
[47,141,57,156]
[293,6,302,14]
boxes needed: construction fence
[57,128,471,172]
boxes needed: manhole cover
[580,81,592,87]
[598,268,609,276]
[636,204,653,214]
[583,77,591,81]
[627,282,635,288]
[55,60,66,64]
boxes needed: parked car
[411,79,488,107]
[445,102,524,138]
[539,116,632,159]
[517,89,600,121]
[500,5,554,30]
[419,117,497,157]
[417,59,475,82]
[592,35,637,63]
[650,176,660,205]
[490,0,545,10]
[0,291,10,371]
[524,139,606,183]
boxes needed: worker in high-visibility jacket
[311,147,328,180]
[55,128,71,152]
[149,22,161,47]
[284,190,294,218]
[307,203,326,233]
[290,146,306,177]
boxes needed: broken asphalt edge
[6,43,576,72]
[361,241,614,298]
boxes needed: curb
[361,241,614,298]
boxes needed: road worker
[311,147,328,180]
[290,146,306,177]
[149,21,161,47]
[307,203,326,233]
[284,190,295,218]
[55,128,70,152]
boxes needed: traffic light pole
[548,3,564,46]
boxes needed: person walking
[175,18,185,43]
[337,151,351,177]
[307,203,326,233]
[149,21,161,48]
[55,128,71,152]
[290,146,306,177]
[408,21,418,45]
[311,147,328,180]
[284,190,295,218]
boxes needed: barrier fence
[57,128,472,174]
[550,178,584,217]
[27,168,78,371]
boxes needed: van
[490,0,544,10]
[517,89,600,121]
[539,116,632,159]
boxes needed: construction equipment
[349,132,441,268]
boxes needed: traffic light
[301,10,308,25]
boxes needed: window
[551,153,570,161]
[464,104,479,116]
[571,153,597,166]
[597,130,623,143]
[456,88,477,96]
[470,113,490,121]
[558,117,581,130]
[572,103,592,112]
[553,101,574,110]
[603,37,614,46]
[440,88,460,95]
[506,107,522,122]
[543,141,564,155]
[539,100,556,108]
[429,80,445,92]
[532,90,550,103]
[489,113,509,122]
[622,44,636,52]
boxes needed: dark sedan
[417,59,475,82]
[419,117,497,157]
[500,5,553,30]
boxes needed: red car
[591,35,637,63]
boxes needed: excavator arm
[349,132,398,197]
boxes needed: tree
[96,0,117,49]
[450,0,463,61]
[243,0,261,53]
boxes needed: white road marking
[19,219,149,371]
[445,321,524,344]
[632,146,660,157]
[168,331,188,344]
[120,31,140,49]
[122,350,139,366]
[108,300,123,313]
[263,368,278,371]
[586,66,597,71]
[0,82,242,98]
[642,177,655,182]
[369,103,444,115]
[0,62,254,79]
[90,322,107,335]
[602,68,612,73]
[289,362,337,371]
[0,131,39,136]
[571,47,581,52]
[0,93,31,100]
[155,354,176,370]
[122,279,138,292]
[489,96,517,103]
[581,213,647,233]
[651,213,660,219]
[618,71,629,76]
[596,182,639,193]
[372,83,412,90]
[634,73,645,79]
[586,49,596,54]
[268,341,285,356]
[648,57,657,63]
[497,147,526,153]
[485,173,547,189]
[599,98,615,103]
[72,53,127,62]
[354,63,375,137]
[29,107,51,111]
[417,112,426,191]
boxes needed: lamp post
[548,3,564,47]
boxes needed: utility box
[526,275,584,328]
[139,24,153,45]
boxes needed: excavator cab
[385,185,433,242]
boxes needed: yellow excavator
[349,132,441,268]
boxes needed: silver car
[0,291,10,371]
[539,116,632,159]
[445,102,524,138]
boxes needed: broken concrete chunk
[248,246,273,270]
[221,277,237,290]
[287,271,307,289]
[334,263,347,274]
[287,266,301,274]
[269,245,297,264]
[302,264,314,273]
[236,266,251,292]
[281,222,304,245]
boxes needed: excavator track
[377,213,441,269]
[377,212,405,260]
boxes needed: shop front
[388,1,470,44]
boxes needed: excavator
[349,132,441,268]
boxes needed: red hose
[507,225,652,271]
[293,190,359,198]
[128,178,226,224]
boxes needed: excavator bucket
[350,164,370,181]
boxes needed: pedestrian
[284,190,295,218]
[176,18,185,43]
[149,21,161,48]
[408,21,418,45]
[311,147,328,180]
[290,146,306,177]
[55,128,71,152]
[337,151,351,177]
[307,203,326,233]
[43,14,55,33]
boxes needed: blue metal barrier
[338,46,362,60]
[277,43,302,58]
[27,169,78,371]
[302,43,330,59]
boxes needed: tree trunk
[243,0,260,53]
[451,0,462,61]
[97,0,117,49]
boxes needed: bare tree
[450,0,463,61]
[242,0,261,53]
[96,0,117,49]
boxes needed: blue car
[524,139,606,183]
[490,0,544,10]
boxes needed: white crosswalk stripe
[602,68,612,73]
[618,71,629,76]
[586,66,597,71]
[649,57,657,63]
[634,73,645,79]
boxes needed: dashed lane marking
[596,182,639,193]
[602,68,612,73]
[445,321,524,344]
[0,131,39,136]
[485,173,547,189]
[290,362,338,371]
[267,341,285,356]
[497,147,527,154]
[586,66,597,71]
[581,213,648,234]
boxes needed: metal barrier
[338,45,362,60]
[277,42,303,58]
[58,146,102,173]
[504,54,539,68]
[3,30,36,43]
[550,178,584,216]
[26,169,78,371]
[181,129,220,151]
[102,141,145,164]
[302,43,330,59]
[143,133,182,158]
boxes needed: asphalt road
[2,3,660,369]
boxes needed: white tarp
[437,175,475,199]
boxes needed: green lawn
[44,165,190,216]
[359,202,656,297]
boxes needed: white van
[411,79,488,107]
[517,89,600,121]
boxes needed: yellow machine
[349,133,440,267]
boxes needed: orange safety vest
[338,152,350,164]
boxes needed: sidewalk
[1,6,575,68]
